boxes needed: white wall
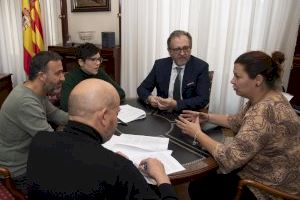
[67,0,119,45]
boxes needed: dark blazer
[137,56,210,111]
[27,121,177,200]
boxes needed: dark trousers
[188,171,257,200]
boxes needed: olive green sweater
[0,85,68,177]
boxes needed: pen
[140,163,147,171]
[143,163,147,171]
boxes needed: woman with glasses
[176,51,300,200]
[137,30,210,112]
[60,42,125,111]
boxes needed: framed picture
[71,0,110,12]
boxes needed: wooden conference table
[116,99,219,185]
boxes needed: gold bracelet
[192,133,198,145]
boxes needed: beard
[44,82,62,95]
[174,55,191,66]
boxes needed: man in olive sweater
[60,43,125,111]
[0,51,68,193]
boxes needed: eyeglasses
[87,57,103,63]
[169,46,191,54]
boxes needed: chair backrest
[199,70,214,113]
[0,167,27,200]
[234,179,300,200]
[208,70,214,84]
[208,70,214,97]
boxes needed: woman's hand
[175,116,202,138]
[180,110,199,122]
[180,110,209,123]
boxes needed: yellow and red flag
[22,0,44,75]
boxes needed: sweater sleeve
[45,99,68,125]
[60,74,77,112]
[212,103,272,174]
[158,183,178,200]
[16,97,54,137]
[98,68,126,101]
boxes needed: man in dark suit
[137,30,210,111]
[27,79,177,200]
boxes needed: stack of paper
[117,104,146,123]
[103,134,185,184]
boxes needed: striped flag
[22,0,44,75]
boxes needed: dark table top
[116,98,219,184]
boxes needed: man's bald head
[68,79,119,118]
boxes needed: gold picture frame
[71,0,110,12]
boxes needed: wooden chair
[0,167,27,200]
[234,179,300,200]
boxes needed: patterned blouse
[212,92,300,200]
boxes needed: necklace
[192,133,198,145]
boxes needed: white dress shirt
[168,62,185,99]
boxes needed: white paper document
[132,151,185,185]
[103,134,169,151]
[119,134,169,151]
[282,92,294,102]
[103,134,185,184]
[117,104,146,123]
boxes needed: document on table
[103,134,185,184]
[117,104,146,123]
[133,151,185,185]
[119,134,169,151]
[103,134,169,154]
[282,92,294,101]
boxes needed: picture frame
[71,0,110,12]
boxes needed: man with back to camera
[27,79,177,200]
[0,51,68,193]
[60,42,125,111]
[137,30,210,112]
